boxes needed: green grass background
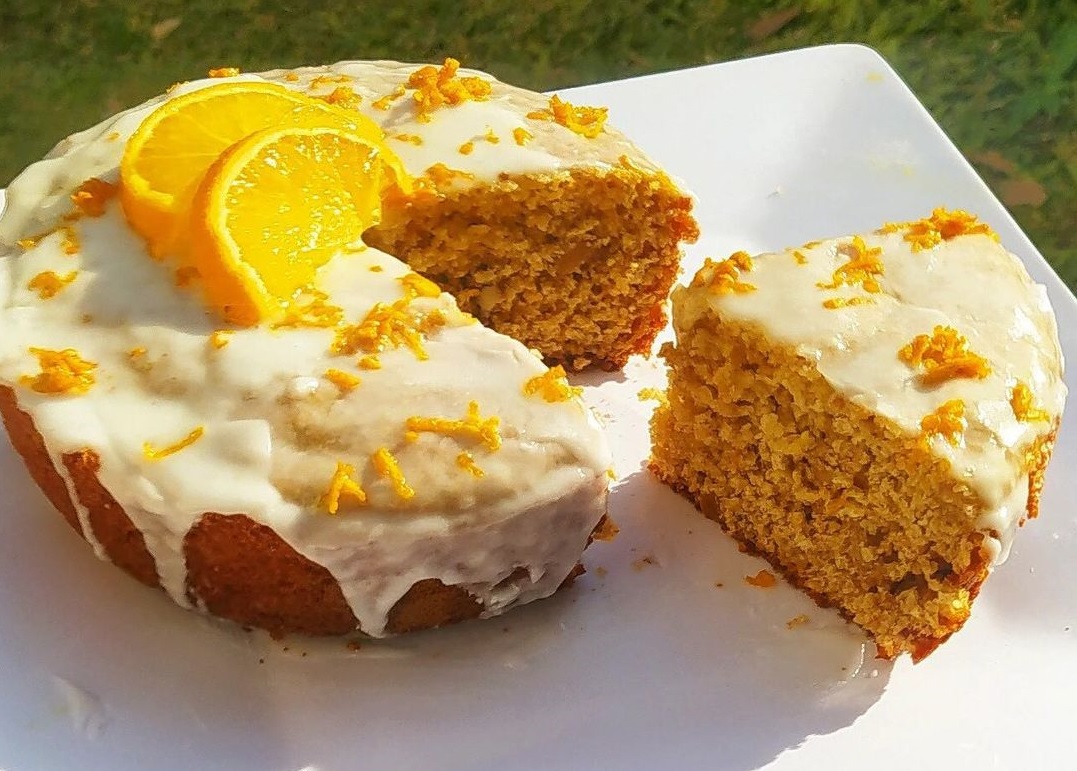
[1,1,1073,289]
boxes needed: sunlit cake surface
[0,61,648,638]
[650,212,1066,659]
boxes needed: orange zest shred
[372,85,406,111]
[208,330,232,349]
[822,296,875,309]
[406,58,491,121]
[527,95,607,138]
[523,365,582,403]
[321,461,367,514]
[512,127,533,146]
[371,447,415,501]
[920,400,967,447]
[1010,381,1050,423]
[405,400,501,451]
[128,346,148,360]
[745,569,777,588]
[309,74,351,89]
[458,140,475,155]
[332,298,446,361]
[392,133,423,145]
[817,236,884,293]
[325,368,361,392]
[399,272,441,299]
[484,128,499,144]
[418,162,476,193]
[20,347,97,395]
[691,251,756,295]
[877,208,999,251]
[637,387,668,405]
[59,225,80,255]
[898,325,991,386]
[272,291,344,329]
[358,354,382,370]
[143,426,205,460]
[793,250,808,265]
[27,270,77,299]
[317,85,362,109]
[208,66,240,78]
[456,451,484,478]
[70,178,118,217]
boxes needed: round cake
[0,59,682,638]
[650,209,1066,659]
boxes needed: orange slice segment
[120,81,386,259]
[188,126,400,325]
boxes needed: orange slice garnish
[188,126,400,325]
[120,81,385,259]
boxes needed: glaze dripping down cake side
[0,60,637,639]
[649,211,1066,660]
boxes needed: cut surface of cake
[0,62,639,638]
[650,210,1066,659]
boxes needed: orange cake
[0,60,663,638]
[650,210,1066,659]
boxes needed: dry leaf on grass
[746,7,802,42]
[1000,178,1047,207]
[150,17,182,42]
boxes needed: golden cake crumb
[208,67,240,78]
[419,162,477,192]
[878,208,999,251]
[1011,381,1050,422]
[745,569,777,588]
[321,461,367,514]
[920,399,967,447]
[899,325,991,386]
[20,347,97,395]
[592,515,620,542]
[325,368,361,392]
[405,401,501,451]
[455,451,484,477]
[372,447,415,501]
[528,95,607,138]
[524,365,582,402]
[128,347,147,360]
[631,554,657,571]
[27,270,77,299]
[143,426,205,460]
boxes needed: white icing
[676,228,1066,564]
[0,60,618,636]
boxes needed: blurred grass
[0,0,1073,289]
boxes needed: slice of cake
[0,66,623,639]
[650,209,1066,659]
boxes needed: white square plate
[1,44,1074,770]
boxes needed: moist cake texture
[0,60,642,638]
[650,211,1066,659]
